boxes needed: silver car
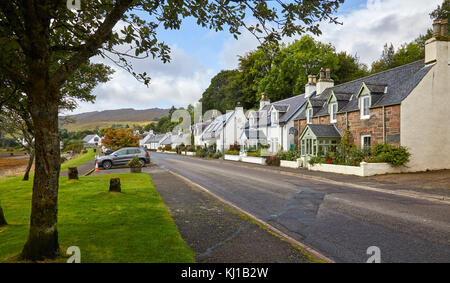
[96,147,150,169]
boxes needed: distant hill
[60,108,170,131]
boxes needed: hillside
[60,108,169,131]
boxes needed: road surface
[151,153,450,263]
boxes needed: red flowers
[327,158,332,163]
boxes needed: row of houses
[142,19,449,171]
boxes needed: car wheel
[139,159,146,167]
[102,160,112,170]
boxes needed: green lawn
[60,148,97,172]
[0,173,194,263]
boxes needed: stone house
[295,19,449,171]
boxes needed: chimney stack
[259,92,271,110]
[425,19,449,65]
[305,75,317,98]
[316,67,334,94]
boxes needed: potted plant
[127,157,142,173]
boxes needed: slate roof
[306,124,341,138]
[295,60,433,119]
[83,135,97,143]
[242,129,267,140]
[202,111,234,140]
[257,93,308,126]
[145,134,166,144]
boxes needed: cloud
[316,0,441,65]
[70,45,214,114]
[218,0,440,69]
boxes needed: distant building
[82,134,102,147]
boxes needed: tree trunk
[68,167,78,180]
[22,150,34,181]
[109,178,121,193]
[0,203,7,227]
[20,87,61,260]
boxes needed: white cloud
[218,0,440,69]
[317,0,440,65]
[69,45,214,114]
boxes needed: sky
[70,0,441,115]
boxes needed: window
[250,117,257,128]
[361,135,371,150]
[116,150,127,156]
[271,111,278,125]
[361,96,370,119]
[306,108,313,124]
[330,103,337,123]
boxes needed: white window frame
[271,110,278,125]
[361,134,371,149]
[330,103,337,123]
[360,96,370,119]
[306,108,313,124]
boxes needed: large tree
[0,0,343,260]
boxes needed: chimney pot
[325,68,331,79]
[433,19,441,36]
[319,68,326,79]
[440,19,448,36]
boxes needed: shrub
[186,145,195,152]
[163,144,172,151]
[371,144,410,166]
[308,156,325,166]
[225,150,239,155]
[266,155,280,166]
[247,151,261,157]
[279,150,300,161]
[81,149,88,154]
[213,152,222,159]
[229,142,240,152]
[127,157,141,168]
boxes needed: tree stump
[0,204,7,227]
[109,178,121,193]
[68,167,79,180]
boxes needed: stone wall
[295,104,401,147]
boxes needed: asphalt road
[151,153,450,263]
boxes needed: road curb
[83,168,95,176]
[168,169,335,263]
[162,153,448,205]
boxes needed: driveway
[149,153,450,263]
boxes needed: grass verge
[0,173,194,263]
[60,148,97,172]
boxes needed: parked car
[104,149,114,155]
[96,147,150,169]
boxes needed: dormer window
[271,110,278,125]
[330,103,337,123]
[306,108,313,124]
[249,114,257,128]
[360,96,370,119]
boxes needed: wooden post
[68,167,79,180]
[109,178,121,193]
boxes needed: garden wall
[308,162,407,176]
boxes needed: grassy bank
[60,148,97,172]
[0,173,194,263]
